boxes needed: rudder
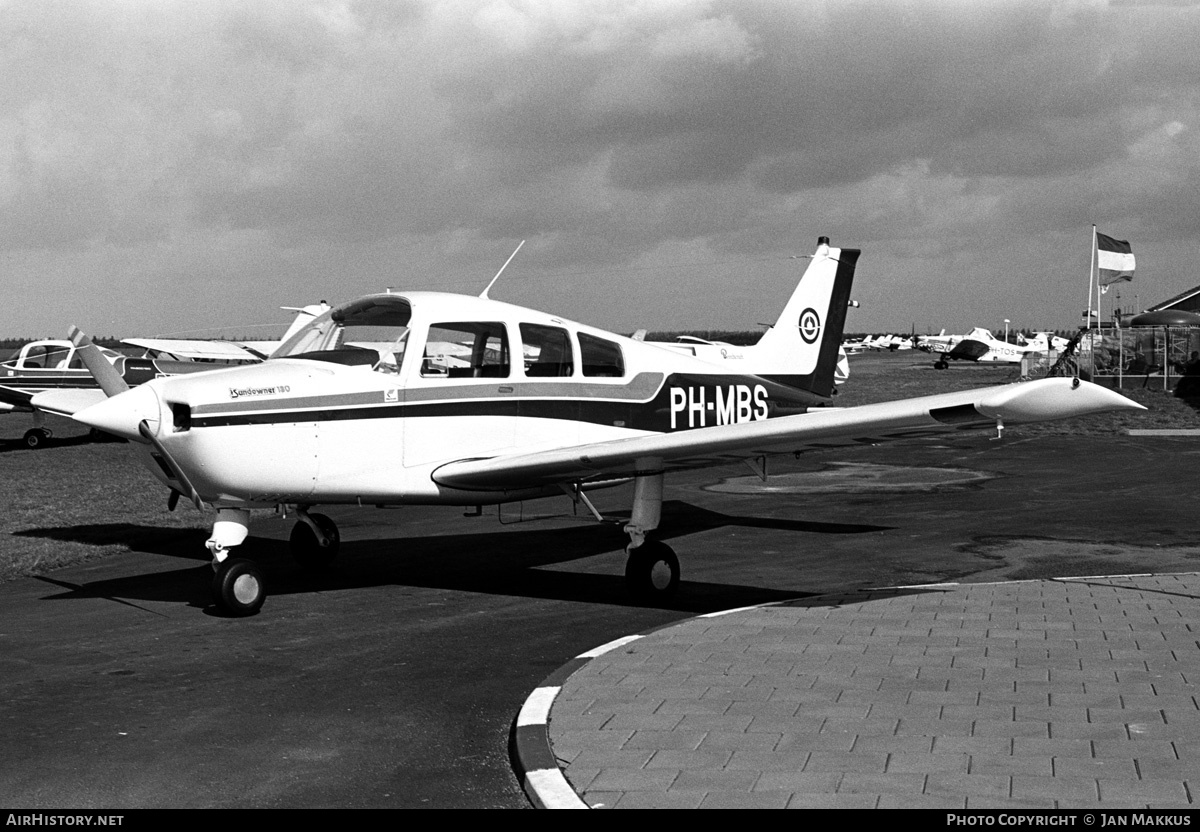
[748,237,858,398]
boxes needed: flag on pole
[1096,232,1135,286]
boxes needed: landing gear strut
[622,471,680,601]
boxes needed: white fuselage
[88,292,827,510]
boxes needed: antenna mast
[480,240,525,299]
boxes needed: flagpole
[1087,226,1096,330]
[1089,225,1097,375]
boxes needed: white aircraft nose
[72,383,162,442]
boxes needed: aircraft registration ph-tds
[37,237,1142,616]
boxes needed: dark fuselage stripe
[192,398,651,429]
[188,373,823,431]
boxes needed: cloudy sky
[3,0,1199,341]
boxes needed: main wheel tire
[624,540,680,600]
[290,513,341,569]
[23,429,47,449]
[211,558,266,616]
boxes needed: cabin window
[579,333,625,377]
[422,322,509,378]
[520,324,574,377]
[22,345,73,370]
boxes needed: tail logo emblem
[798,308,821,344]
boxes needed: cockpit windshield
[271,296,412,374]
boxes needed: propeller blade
[68,326,130,397]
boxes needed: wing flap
[432,378,1142,491]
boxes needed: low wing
[948,339,990,361]
[0,382,35,410]
[432,378,1141,491]
[27,388,107,417]
[122,338,266,361]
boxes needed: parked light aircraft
[935,327,1055,369]
[848,333,911,352]
[0,305,328,447]
[122,304,329,362]
[914,329,962,355]
[37,237,1141,616]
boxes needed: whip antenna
[480,240,525,299]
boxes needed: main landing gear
[23,428,51,448]
[205,506,343,615]
[622,472,680,601]
[289,510,341,568]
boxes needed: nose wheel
[211,558,265,616]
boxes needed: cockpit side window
[579,333,625,377]
[520,324,574,377]
[422,322,509,379]
[273,297,412,374]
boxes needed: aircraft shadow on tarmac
[21,501,895,615]
[0,434,98,453]
[0,431,125,453]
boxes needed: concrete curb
[511,607,771,809]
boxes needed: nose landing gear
[206,507,264,617]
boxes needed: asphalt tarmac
[3,431,1200,808]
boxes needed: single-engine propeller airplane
[931,326,1065,367]
[36,237,1141,616]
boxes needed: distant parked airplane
[934,327,1059,369]
[0,304,329,447]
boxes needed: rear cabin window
[579,333,625,377]
[422,322,509,378]
[520,324,574,377]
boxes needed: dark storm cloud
[2,0,1200,336]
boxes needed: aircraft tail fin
[747,237,858,398]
